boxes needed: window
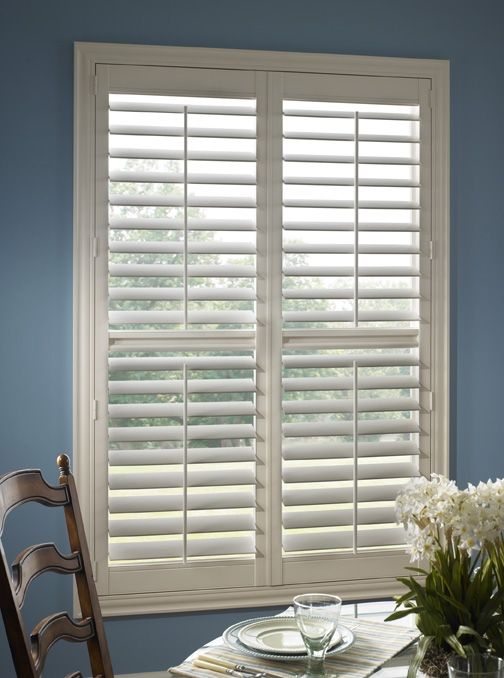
[74,43,449,615]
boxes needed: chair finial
[57,454,70,477]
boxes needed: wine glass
[293,593,342,676]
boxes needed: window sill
[98,577,404,617]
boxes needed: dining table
[161,599,420,678]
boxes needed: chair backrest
[0,454,113,678]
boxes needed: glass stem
[307,650,325,674]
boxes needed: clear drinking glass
[447,655,504,678]
[293,593,342,676]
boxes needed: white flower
[395,473,504,561]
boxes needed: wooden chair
[0,454,113,678]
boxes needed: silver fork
[170,667,283,678]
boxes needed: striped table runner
[170,617,419,678]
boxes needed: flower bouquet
[386,474,504,677]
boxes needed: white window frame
[74,42,449,616]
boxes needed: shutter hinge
[427,87,433,109]
[93,237,99,258]
[92,400,98,421]
[429,240,434,260]
[92,74,98,96]
[428,391,434,412]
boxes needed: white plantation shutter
[98,65,261,586]
[78,52,447,609]
[280,94,428,571]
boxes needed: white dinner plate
[238,618,341,655]
[222,616,355,662]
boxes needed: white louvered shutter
[280,96,428,570]
[105,85,258,574]
[89,59,441,602]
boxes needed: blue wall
[1,0,503,674]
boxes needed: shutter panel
[281,347,419,554]
[107,92,257,565]
[282,100,420,330]
[281,99,422,558]
[108,349,256,562]
[108,94,257,330]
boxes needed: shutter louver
[281,99,423,558]
[107,93,258,565]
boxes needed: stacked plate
[222,616,355,662]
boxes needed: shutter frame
[74,45,449,611]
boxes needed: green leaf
[456,626,483,643]
[385,608,424,622]
[394,590,417,606]
[445,634,466,657]
[434,591,470,615]
[404,566,430,576]
[407,635,434,678]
